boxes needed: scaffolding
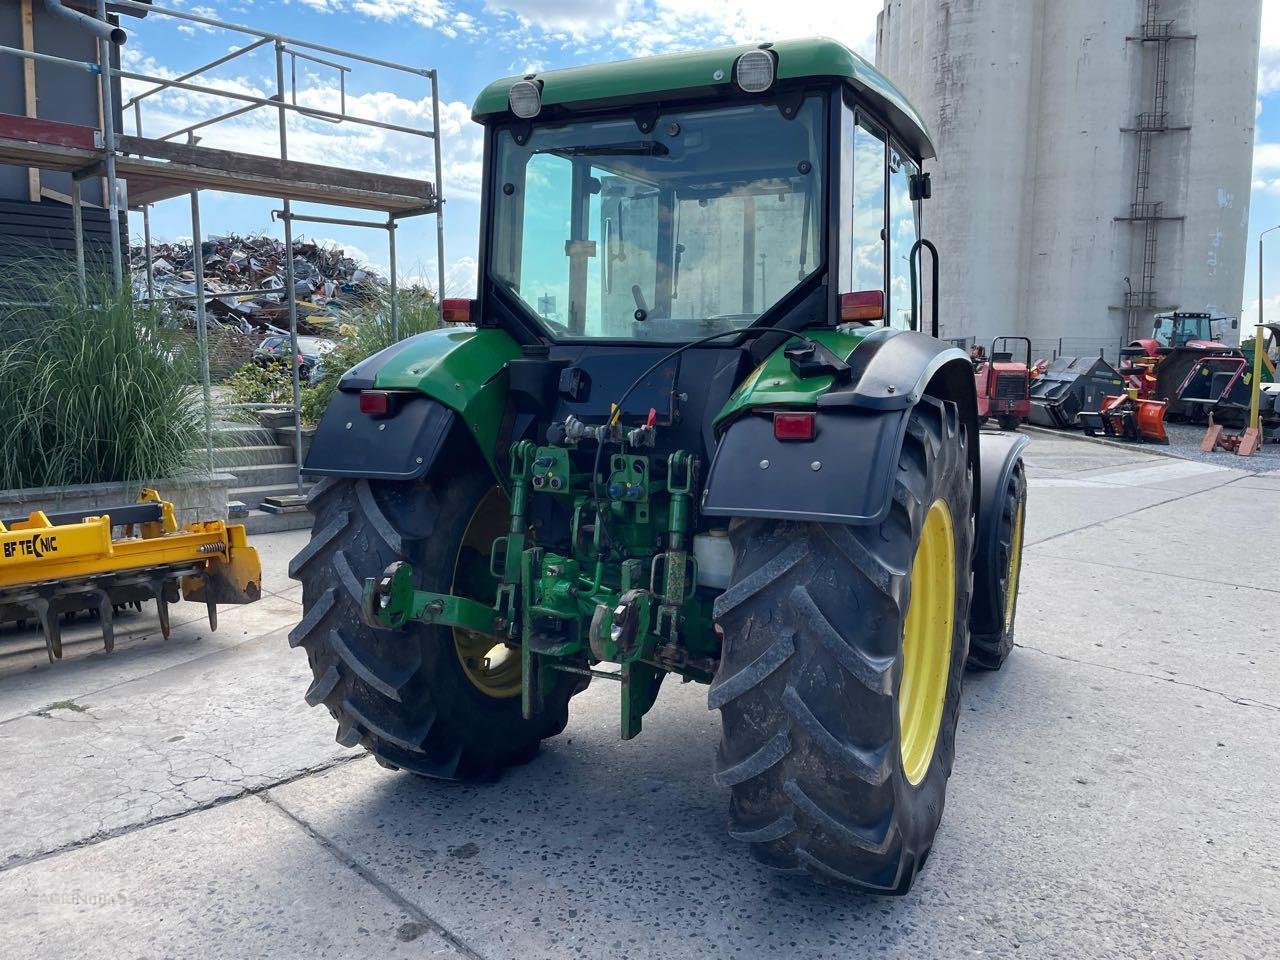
[0,0,447,498]
[1117,0,1195,341]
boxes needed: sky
[120,0,1279,328]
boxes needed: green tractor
[289,38,1029,894]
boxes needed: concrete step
[240,507,314,535]
[210,423,276,448]
[213,445,296,469]
[231,482,312,511]
[224,463,302,488]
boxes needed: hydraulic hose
[590,323,808,504]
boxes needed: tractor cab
[1141,311,1235,354]
[291,38,1031,896]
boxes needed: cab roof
[471,37,935,161]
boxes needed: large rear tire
[288,470,578,780]
[710,395,973,893]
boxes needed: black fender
[301,390,457,481]
[701,331,976,526]
[969,431,1030,638]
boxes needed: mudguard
[968,431,1030,640]
[303,326,520,481]
[303,390,455,481]
[702,329,974,526]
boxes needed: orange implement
[1095,394,1168,444]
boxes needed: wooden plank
[114,154,433,213]
[21,0,39,202]
[39,187,103,208]
[116,135,437,206]
[0,135,99,172]
[0,113,101,150]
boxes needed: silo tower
[876,0,1261,356]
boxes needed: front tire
[711,396,974,893]
[288,470,578,780]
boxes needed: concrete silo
[875,0,1261,357]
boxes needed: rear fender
[303,327,520,481]
[702,330,976,526]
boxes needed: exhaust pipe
[42,0,127,45]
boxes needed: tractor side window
[503,152,604,335]
[849,118,887,305]
[887,147,920,331]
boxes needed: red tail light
[773,411,816,441]
[442,298,474,324]
[839,290,884,323]
[359,390,391,416]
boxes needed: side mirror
[909,172,932,201]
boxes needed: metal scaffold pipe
[94,0,124,292]
[276,40,305,497]
[431,69,446,305]
[189,181,214,474]
[43,0,126,45]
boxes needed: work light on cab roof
[508,78,542,118]
[734,48,775,93]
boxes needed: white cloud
[477,0,881,58]
[445,255,479,297]
[1255,142,1280,174]
[1252,141,1280,195]
[350,0,450,26]
[1240,294,1280,337]
[485,0,636,34]
[299,0,879,58]
[1260,0,1280,95]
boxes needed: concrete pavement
[0,431,1276,959]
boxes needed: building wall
[0,2,131,268]
[0,1,114,205]
[876,0,1261,357]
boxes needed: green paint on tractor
[372,326,521,474]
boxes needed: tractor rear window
[489,96,826,341]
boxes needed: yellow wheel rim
[899,498,956,787]
[452,486,522,699]
[1004,494,1026,632]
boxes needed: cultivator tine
[92,589,116,654]
[149,577,172,640]
[28,597,61,662]
[206,596,218,632]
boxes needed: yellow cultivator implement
[0,489,261,661]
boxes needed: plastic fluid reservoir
[693,530,734,589]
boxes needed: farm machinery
[289,39,1029,894]
[973,336,1032,430]
[0,489,261,660]
[1119,311,1248,422]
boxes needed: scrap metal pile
[130,235,383,337]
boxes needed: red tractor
[1119,312,1247,421]
[973,337,1032,430]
